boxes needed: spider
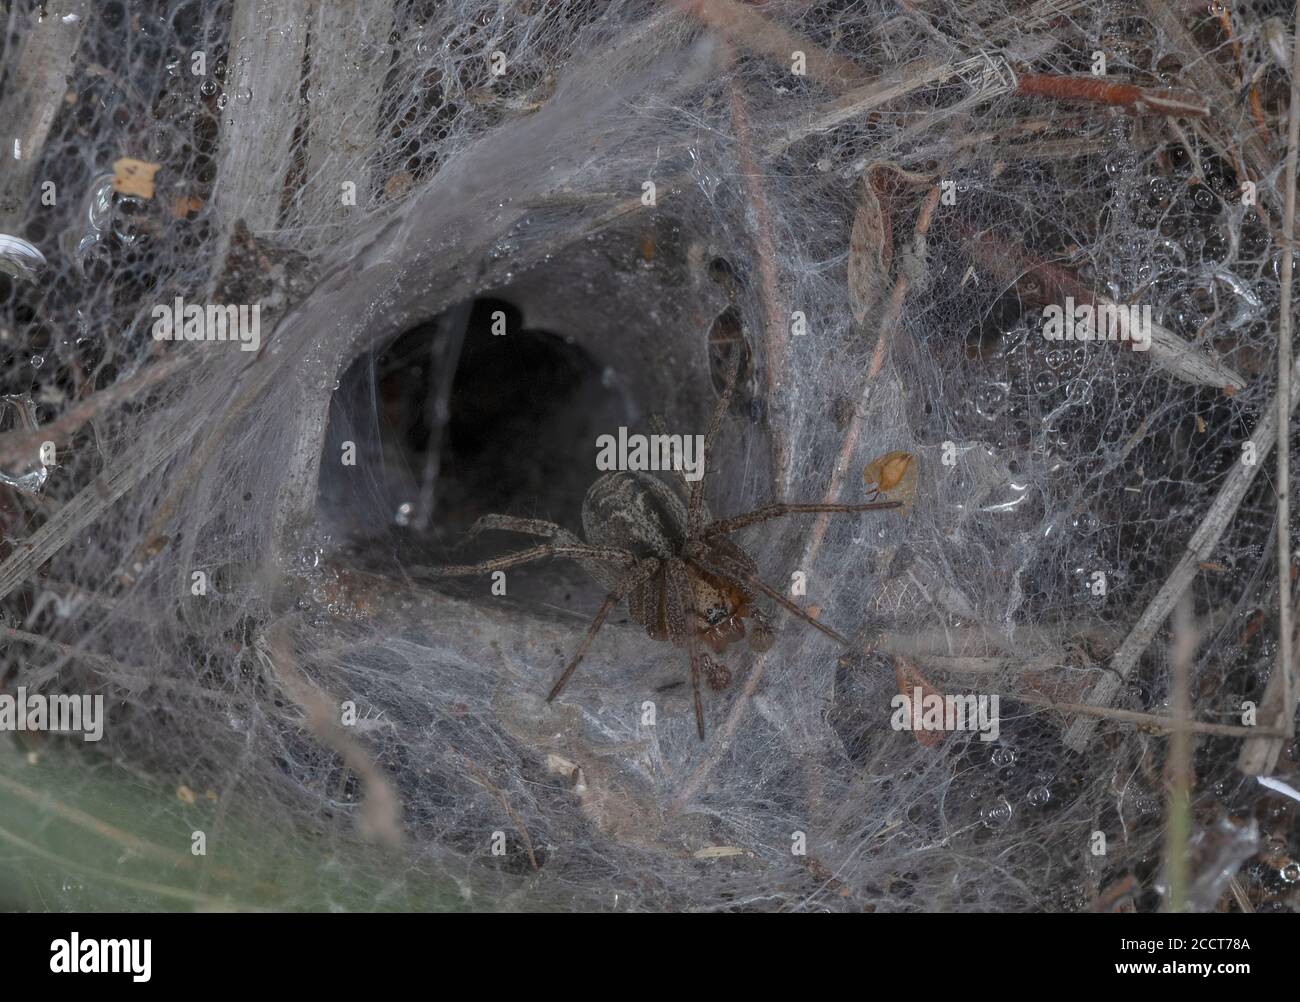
[422,353,900,739]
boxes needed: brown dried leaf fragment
[893,655,945,748]
[864,450,917,513]
[112,157,160,199]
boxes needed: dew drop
[980,799,1013,829]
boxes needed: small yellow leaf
[112,157,161,199]
[169,194,203,219]
[864,450,917,512]
[176,784,197,805]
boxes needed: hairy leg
[666,557,706,739]
[545,557,662,702]
[467,514,582,545]
[704,500,900,537]
[650,413,691,500]
[416,543,635,578]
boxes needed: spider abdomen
[581,470,692,558]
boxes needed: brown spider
[422,354,899,739]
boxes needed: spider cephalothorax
[423,353,899,738]
[578,469,772,656]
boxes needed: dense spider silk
[1,0,1296,912]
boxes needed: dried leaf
[864,449,917,512]
[893,656,945,748]
[168,194,203,219]
[383,171,413,199]
[112,157,161,199]
[847,172,891,324]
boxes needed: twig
[297,1,398,240]
[448,744,540,871]
[765,0,1083,157]
[1163,601,1195,912]
[213,0,310,229]
[1142,1,1273,184]
[1062,352,1296,751]
[1017,691,1284,739]
[799,184,939,570]
[1240,0,1300,775]
[766,57,973,156]
[0,3,88,231]
[0,418,204,603]
[1213,2,1272,145]
[1014,74,1208,118]
[0,354,189,470]
[259,619,404,848]
[963,232,1246,391]
[728,60,792,496]
[673,0,867,93]
[1280,0,1299,746]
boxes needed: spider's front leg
[413,543,635,578]
[467,514,583,546]
[545,556,661,703]
[665,557,707,740]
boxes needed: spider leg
[687,346,741,535]
[415,543,635,577]
[467,514,582,544]
[666,558,706,739]
[545,557,661,703]
[703,500,900,537]
[685,550,852,648]
[650,413,691,500]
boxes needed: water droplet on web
[1027,786,1051,806]
[991,746,1016,767]
[199,79,217,97]
[0,395,50,494]
[1065,378,1092,405]
[1072,510,1098,533]
[394,502,413,527]
[1281,862,1300,883]
[29,355,43,368]
[973,382,1008,420]
[236,87,253,104]
[0,234,47,282]
[217,92,229,110]
[980,799,1013,828]
[1032,370,1057,395]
